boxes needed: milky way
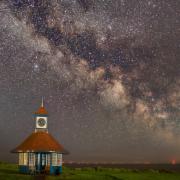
[0,0,179,163]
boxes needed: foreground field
[1,162,180,180]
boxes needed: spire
[34,97,48,115]
[41,97,44,107]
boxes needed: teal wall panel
[50,165,62,175]
[19,165,29,173]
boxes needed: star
[0,0,179,163]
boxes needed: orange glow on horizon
[171,159,176,165]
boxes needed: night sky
[0,0,179,163]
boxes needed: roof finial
[41,97,44,107]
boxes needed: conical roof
[11,131,68,154]
[34,106,48,115]
[34,98,48,115]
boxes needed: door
[35,153,46,172]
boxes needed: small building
[11,99,69,175]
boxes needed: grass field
[1,162,180,180]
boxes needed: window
[28,153,35,166]
[19,153,23,165]
[57,154,62,166]
[52,153,58,166]
[42,154,46,166]
[51,153,62,166]
[46,154,51,166]
[19,153,28,165]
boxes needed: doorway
[35,153,46,173]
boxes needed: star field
[0,0,179,163]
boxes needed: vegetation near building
[1,162,180,180]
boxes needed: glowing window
[19,153,28,165]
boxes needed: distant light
[171,159,176,165]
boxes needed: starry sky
[0,0,179,163]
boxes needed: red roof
[34,106,48,115]
[11,131,68,154]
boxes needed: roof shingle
[11,131,68,154]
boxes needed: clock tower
[34,98,48,132]
[12,98,69,175]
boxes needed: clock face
[38,118,46,127]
